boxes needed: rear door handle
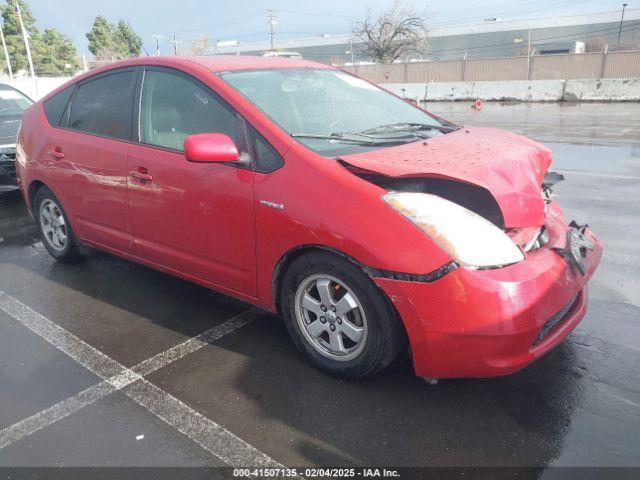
[129,167,153,183]
[48,147,65,159]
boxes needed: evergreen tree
[1,0,80,76]
[33,29,80,76]
[86,16,141,60]
[1,0,38,74]
[86,15,115,59]
[115,20,141,57]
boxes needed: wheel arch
[28,180,47,212]
[272,245,405,335]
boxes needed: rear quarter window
[43,85,74,127]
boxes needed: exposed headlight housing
[383,192,525,269]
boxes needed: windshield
[0,88,32,117]
[220,68,450,156]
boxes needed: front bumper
[0,151,18,193]
[375,203,602,378]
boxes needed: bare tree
[616,31,640,51]
[585,36,607,53]
[352,0,428,64]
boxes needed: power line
[278,9,358,19]
[263,21,640,58]
[174,11,265,35]
[426,21,640,55]
[430,0,601,27]
[189,6,640,58]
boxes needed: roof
[183,54,330,72]
[104,55,330,73]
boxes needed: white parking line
[0,291,280,467]
[0,291,125,379]
[605,250,640,263]
[605,392,640,410]
[0,382,116,450]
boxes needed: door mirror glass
[184,133,239,163]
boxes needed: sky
[21,0,635,56]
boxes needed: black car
[0,84,33,194]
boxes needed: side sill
[363,261,458,283]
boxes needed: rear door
[126,67,257,294]
[48,68,137,251]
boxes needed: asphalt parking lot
[0,102,639,472]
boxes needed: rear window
[43,85,74,127]
[68,70,136,140]
[0,87,32,117]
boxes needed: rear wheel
[34,187,90,263]
[280,251,405,378]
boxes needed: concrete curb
[563,78,640,101]
[382,78,640,102]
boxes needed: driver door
[126,67,256,295]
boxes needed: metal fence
[344,51,640,83]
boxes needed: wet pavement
[0,102,639,470]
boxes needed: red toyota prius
[15,56,602,379]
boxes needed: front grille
[0,153,16,179]
[532,294,579,346]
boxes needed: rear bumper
[375,204,602,378]
[0,152,17,193]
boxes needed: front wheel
[280,251,406,378]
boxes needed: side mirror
[184,133,239,163]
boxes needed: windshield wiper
[360,122,461,135]
[291,132,411,145]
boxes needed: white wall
[1,77,74,100]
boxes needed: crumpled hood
[339,126,552,228]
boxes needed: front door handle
[129,167,153,183]
[48,147,65,159]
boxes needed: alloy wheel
[40,199,68,251]
[294,274,368,361]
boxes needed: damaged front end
[505,170,565,254]
[340,157,590,278]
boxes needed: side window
[43,85,74,127]
[68,70,136,140]
[140,69,237,151]
[247,125,284,173]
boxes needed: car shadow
[218,312,585,467]
[0,193,585,468]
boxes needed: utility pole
[152,34,164,56]
[616,3,628,50]
[170,33,181,56]
[0,24,12,79]
[14,3,34,77]
[266,10,277,50]
[526,28,531,78]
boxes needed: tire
[280,251,406,378]
[34,186,90,263]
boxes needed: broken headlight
[383,192,525,269]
